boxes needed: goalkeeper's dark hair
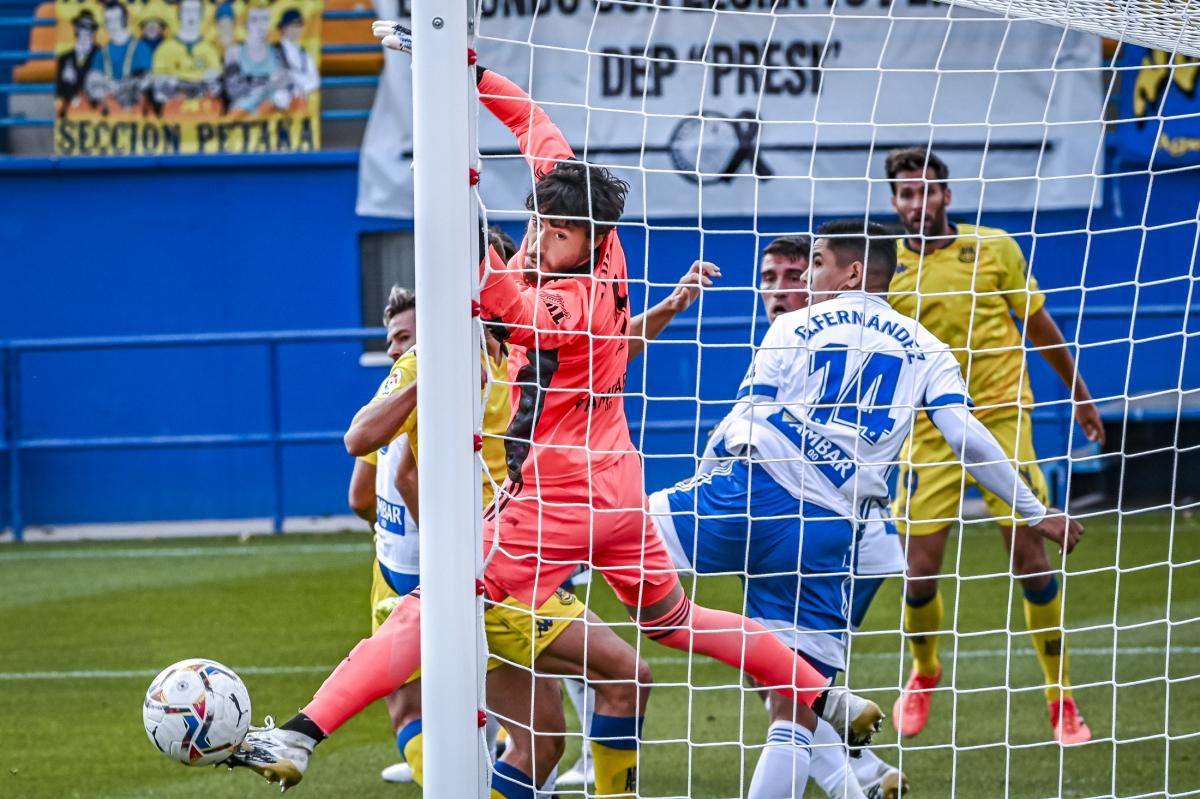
[885,147,950,195]
[526,160,629,239]
[762,235,812,262]
[816,219,897,293]
[383,285,415,324]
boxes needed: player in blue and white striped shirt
[651,220,1081,799]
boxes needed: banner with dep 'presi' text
[359,0,1105,220]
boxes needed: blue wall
[2,153,1199,530]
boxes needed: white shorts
[854,500,907,577]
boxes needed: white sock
[485,713,502,758]
[536,766,558,796]
[749,721,814,799]
[562,677,594,771]
[562,677,593,731]
[809,718,867,799]
[850,747,893,788]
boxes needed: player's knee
[385,686,420,731]
[636,656,653,689]
[593,668,644,718]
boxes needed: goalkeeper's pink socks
[640,595,825,706]
[302,592,423,735]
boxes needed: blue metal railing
[0,7,379,132]
[1,327,382,542]
[4,305,1196,541]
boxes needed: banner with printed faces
[53,0,321,156]
[359,0,1105,220]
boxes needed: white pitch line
[645,645,1200,666]
[0,543,372,561]
[0,665,333,681]
[4,646,1198,681]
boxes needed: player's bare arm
[347,458,376,523]
[1021,306,1106,445]
[343,380,417,457]
[627,261,721,361]
[394,442,419,525]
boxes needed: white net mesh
[935,0,1200,58]
[447,1,1200,796]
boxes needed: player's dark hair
[488,225,519,263]
[525,160,629,240]
[816,219,897,293]
[104,0,128,25]
[383,285,415,324]
[762,235,812,262]
[884,147,950,196]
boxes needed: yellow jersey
[889,223,1044,414]
[151,37,222,82]
[365,348,511,507]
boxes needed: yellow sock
[904,590,943,677]
[589,713,642,796]
[591,742,638,796]
[398,721,423,785]
[1023,576,1071,702]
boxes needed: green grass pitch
[2,509,1198,798]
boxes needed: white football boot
[380,761,414,783]
[862,766,909,799]
[817,688,885,748]
[227,718,316,792]
[555,751,594,787]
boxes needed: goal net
[394,0,1199,796]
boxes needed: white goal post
[410,1,488,797]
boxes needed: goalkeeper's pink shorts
[482,452,678,610]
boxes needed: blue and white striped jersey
[712,291,971,518]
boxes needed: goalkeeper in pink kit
[227,26,882,796]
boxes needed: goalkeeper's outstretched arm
[929,404,1084,553]
[476,66,575,178]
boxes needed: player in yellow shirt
[343,286,419,783]
[151,0,221,83]
[885,147,1105,745]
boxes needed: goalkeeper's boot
[891,666,941,738]
[862,766,910,799]
[227,718,315,792]
[1049,696,1092,745]
[816,687,884,748]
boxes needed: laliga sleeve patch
[539,291,571,325]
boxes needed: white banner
[358,0,1105,219]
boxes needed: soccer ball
[142,658,251,766]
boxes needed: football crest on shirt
[958,244,977,263]
[540,291,571,325]
[554,588,577,606]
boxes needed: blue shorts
[652,461,855,672]
[379,562,420,597]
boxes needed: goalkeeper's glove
[372,20,413,54]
